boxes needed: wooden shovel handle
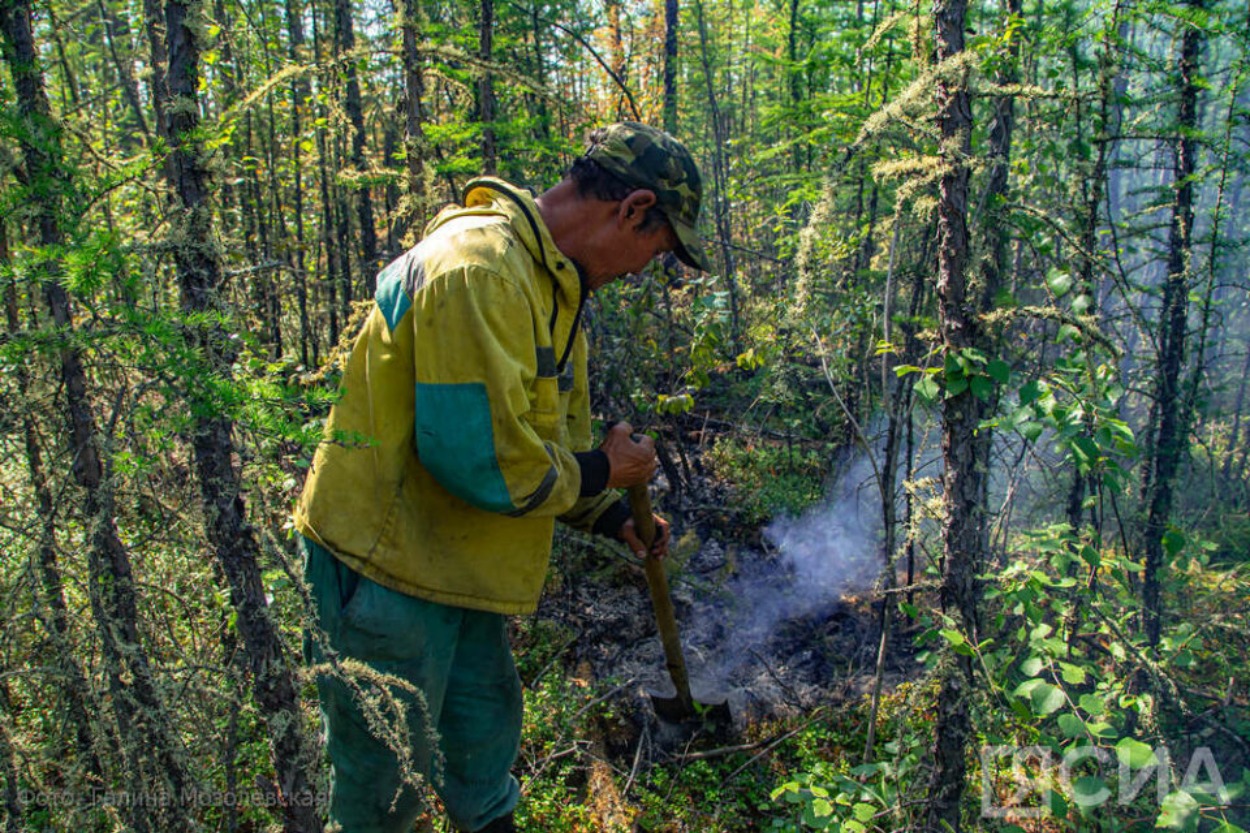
[627,484,694,713]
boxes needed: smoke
[683,445,887,688]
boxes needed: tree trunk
[0,685,24,833]
[663,0,678,133]
[335,0,378,292]
[924,0,979,823]
[1140,0,1204,651]
[285,0,312,366]
[606,0,627,119]
[694,0,741,349]
[311,0,340,349]
[478,0,498,173]
[399,0,429,235]
[161,1,325,828]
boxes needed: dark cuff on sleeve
[592,498,632,539]
[574,449,610,497]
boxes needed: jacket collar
[460,177,584,303]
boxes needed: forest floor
[491,431,933,831]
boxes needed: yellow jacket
[295,178,622,614]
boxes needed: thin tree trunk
[865,214,907,762]
[311,0,340,347]
[285,0,311,366]
[693,0,741,350]
[0,685,24,833]
[335,0,378,291]
[161,1,325,828]
[924,0,979,822]
[663,0,678,133]
[1140,0,1204,650]
[399,0,429,236]
[478,0,497,173]
[143,0,171,181]
[606,0,626,119]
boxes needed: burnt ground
[531,514,925,756]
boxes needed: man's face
[585,219,678,291]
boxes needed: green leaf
[987,359,1011,384]
[1078,693,1106,716]
[1058,323,1082,343]
[1046,269,1074,298]
[1059,662,1087,685]
[1163,528,1187,558]
[852,802,876,822]
[1020,655,1044,677]
[970,374,995,401]
[1072,775,1109,806]
[1086,722,1115,738]
[1058,713,1085,738]
[915,375,940,403]
[1115,737,1158,769]
[1015,679,1065,716]
[1157,790,1200,831]
[770,782,799,801]
[940,628,974,655]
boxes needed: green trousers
[301,536,522,833]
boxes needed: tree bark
[0,685,24,833]
[694,0,741,349]
[335,0,378,291]
[478,0,498,173]
[311,0,340,349]
[161,0,325,828]
[924,0,979,824]
[1140,0,1204,650]
[663,0,678,133]
[285,0,312,366]
[398,0,429,238]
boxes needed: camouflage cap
[584,122,709,271]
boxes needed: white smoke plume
[683,445,887,689]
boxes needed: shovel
[628,483,731,726]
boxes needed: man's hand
[601,422,657,489]
[619,513,671,559]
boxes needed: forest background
[0,0,1248,828]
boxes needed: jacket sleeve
[411,265,583,518]
[558,491,627,535]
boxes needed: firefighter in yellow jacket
[296,123,708,833]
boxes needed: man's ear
[618,189,658,229]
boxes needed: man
[296,122,708,833]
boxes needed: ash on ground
[535,533,920,736]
